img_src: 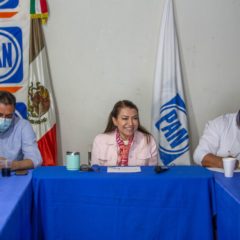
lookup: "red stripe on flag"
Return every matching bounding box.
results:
[40,0,48,13]
[38,124,57,166]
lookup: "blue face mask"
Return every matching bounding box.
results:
[0,117,12,133]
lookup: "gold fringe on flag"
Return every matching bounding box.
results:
[31,13,48,24]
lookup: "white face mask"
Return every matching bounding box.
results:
[0,117,12,133]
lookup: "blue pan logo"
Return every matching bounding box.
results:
[0,27,23,83]
[15,102,27,119]
[155,94,189,165]
[0,0,18,9]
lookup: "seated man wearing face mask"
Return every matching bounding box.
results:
[0,91,42,170]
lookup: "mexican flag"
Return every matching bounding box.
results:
[30,0,48,24]
[28,0,57,166]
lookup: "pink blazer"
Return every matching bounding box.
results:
[91,130,158,166]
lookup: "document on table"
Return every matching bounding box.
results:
[107,166,141,173]
[207,168,240,173]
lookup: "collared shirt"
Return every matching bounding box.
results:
[194,112,240,165]
[0,116,42,168]
[91,130,158,166]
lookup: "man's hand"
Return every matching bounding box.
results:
[202,154,223,168]
[225,154,239,169]
[235,160,239,169]
[0,157,6,169]
[10,159,34,171]
[202,153,239,169]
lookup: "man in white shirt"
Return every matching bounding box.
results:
[194,111,240,168]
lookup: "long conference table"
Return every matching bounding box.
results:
[31,166,216,240]
[213,171,240,240]
[0,171,32,240]
[0,166,239,240]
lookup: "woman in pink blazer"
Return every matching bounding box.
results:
[91,100,158,166]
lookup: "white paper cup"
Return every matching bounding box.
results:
[223,157,236,177]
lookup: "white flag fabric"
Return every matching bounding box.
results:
[152,0,190,165]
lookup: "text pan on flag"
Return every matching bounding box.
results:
[0,1,30,120]
[28,18,57,166]
[152,0,190,165]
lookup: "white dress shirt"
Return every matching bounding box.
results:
[194,112,240,165]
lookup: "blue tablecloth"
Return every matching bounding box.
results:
[213,172,240,240]
[32,166,216,240]
[0,171,32,240]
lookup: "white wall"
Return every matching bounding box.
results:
[43,0,240,165]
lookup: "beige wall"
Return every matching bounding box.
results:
[43,0,240,164]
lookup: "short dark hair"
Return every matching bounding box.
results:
[237,110,240,129]
[104,100,152,142]
[0,91,16,107]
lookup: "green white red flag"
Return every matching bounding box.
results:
[28,2,57,166]
[30,0,48,24]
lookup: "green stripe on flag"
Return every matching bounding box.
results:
[30,0,36,14]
